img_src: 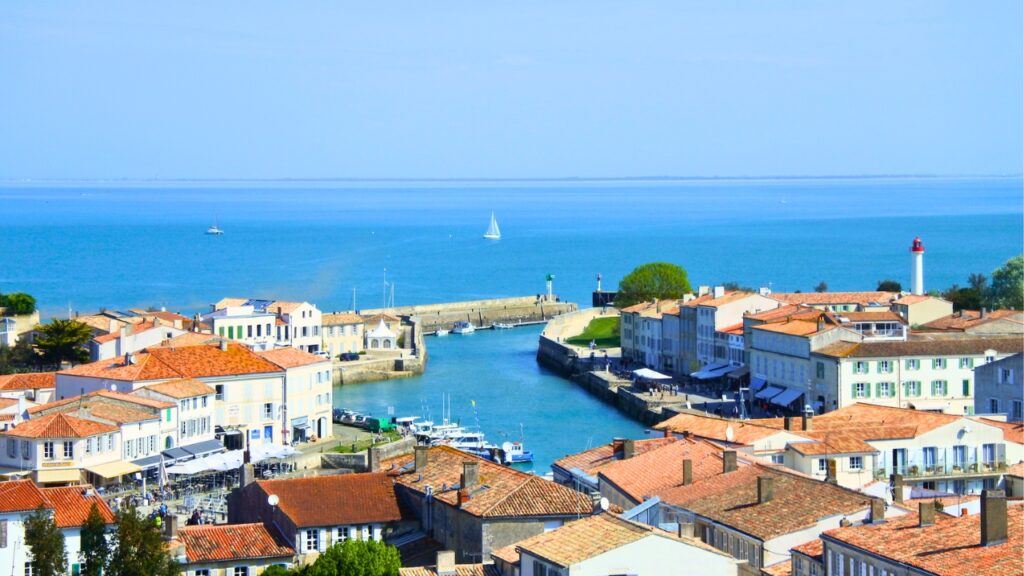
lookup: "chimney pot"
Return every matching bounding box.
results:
[462,461,479,489]
[981,489,1008,546]
[757,476,774,504]
[682,459,693,486]
[219,339,228,352]
[870,498,886,524]
[918,501,936,527]
[457,488,471,506]
[414,446,429,472]
[435,550,456,576]
[623,439,636,460]
[164,514,179,540]
[612,438,625,456]
[802,412,813,431]
[722,451,737,473]
[367,447,381,473]
[663,428,672,439]
[891,474,905,504]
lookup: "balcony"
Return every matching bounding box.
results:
[873,446,1008,480]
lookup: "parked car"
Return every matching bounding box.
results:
[352,415,371,429]
[341,412,362,426]
[333,408,355,424]
[339,352,360,361]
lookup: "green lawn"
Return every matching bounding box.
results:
[331,429,402,453]
[565,316,621,348]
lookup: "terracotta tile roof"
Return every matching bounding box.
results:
[822,504,1022,575]
[791,538,823,560]
[921,310,1023,331]
[0,479,46,513]
[40,486,115,527]
[510,513,730,568]
[754,319,830,337]
[83,403,157,424]
[257,347,330,369]
[148,333,225,349]
[386,446,592,518]
[839,311,905,322]
[92,320,157,344]
[29,389,172,415]
[745,304,808,322]
[137,378,215,399]
[787,436,877,455]
[760,559,792,576]
[0,398,17,409]
[1005,461,1024,477]
[255,472,403,527]
[700,291,760,308]
[552,437,677,476]
[267,300,309,315]
[815,336,1022,359]
[753,404,965,440]
[718,322,744,335]
[214,297,249,309]
[490,543,520,565]
[3,412,117,439]
[678,294,715,309]
[400,565,501,576]
[323,312,365,325]
[179,523,295,563]
[655,413,795,445]
[893,294,939,305]
[0,372,57,391]
[619,299,678,317]
[60,341,282,381]
[598,439,734,502]
[770,292,899,306]
[656,465,871,541]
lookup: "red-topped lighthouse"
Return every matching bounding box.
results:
[910,237,925,295]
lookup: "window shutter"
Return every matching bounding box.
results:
[865,383,872,397]
[851,384,858,399]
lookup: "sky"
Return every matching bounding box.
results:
[0,1,1021,180]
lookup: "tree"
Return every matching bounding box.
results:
[0,292,37,315]
[721,281,755,292]
[814,281,828,293]
[943,284,983,312]
[33,319,92,367]
[968,272,988,293]
[24,504,67,576]
[614,263,692,308]
[876,280,902,292]
[0,339,40,374]
[106,505,179,576]
[988,255,1023,311]
[80,503,110,576]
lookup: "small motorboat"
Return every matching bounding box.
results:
[493,322,514,330]
[205,224,224,235]
[452,321,476,335]
[435,329,450,336]
[501,441,534,464]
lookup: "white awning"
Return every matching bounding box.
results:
[633,368,672,380]
[755,385,784,400]
[770,387,804,407]
[689,363,733,380]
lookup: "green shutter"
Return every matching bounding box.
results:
[962,379,970,397]
[851,384,858,399]
[865,383,871,397]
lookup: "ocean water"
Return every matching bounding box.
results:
[2,177,1021,470]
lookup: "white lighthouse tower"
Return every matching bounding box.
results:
[910,236,925,295]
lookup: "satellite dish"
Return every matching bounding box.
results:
[599,497,610,512]
[110,384,117,392]
[267,494,279,507]
[725,425,735,443]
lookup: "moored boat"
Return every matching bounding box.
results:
[452,321,476,334]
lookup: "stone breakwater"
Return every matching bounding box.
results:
[360,296,577,334]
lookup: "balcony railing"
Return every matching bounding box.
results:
[873,455,1008,480]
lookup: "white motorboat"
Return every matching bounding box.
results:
[445,431,497,458]
[205,224,224,235]
[435,329,450,336]
[493,322,514,329]
[452,321,476,335]
[483,212,501,240]
[500,441,534,464]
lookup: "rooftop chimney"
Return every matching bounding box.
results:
[435,551,457,576]
[801,412,813,431]
[164,514,179,541]
[722,451,737,473]
[783,417,796,431]
[918,501,935,527]
[981,489,1008,546]
[663,428,672,439]
[891,474,905,504]
[682,459,693,486]
[457,488,471,507]
[367,447,381,473]
[623,439,636,460]
[611,437,625,456]
[713,285,725,299]
[462,461,479,489]
[414,445,429,472]
[981,307,988,319]
[757,476,774,504]
[870,498,886,524]
[219,339,228,352]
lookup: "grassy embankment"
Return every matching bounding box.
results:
[331,429,402,453]
[565,316,621,348]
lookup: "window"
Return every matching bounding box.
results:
[854,361,868,374]
[982,443,996,466]
[304,529,320,552]
[71,564,80,576]
[999,368,1015,383]
[247,325,253,338]
[532,561,548,576]
[877,360,892,374]
[106,434,113,451]
[959,358,974,369]
[0,518,7,548]
[905,358,920,370]
[256,324,262,337]
[194,570,210,576]
[218,326,225,337]
[336,527,347,542]
[816,362,825,379]
[876,382,893,398]
[6,438,15,458]
[952,445,966,468]
[1013,400,1022,421]
[215,385,224,401]
[21,440,29,460]
[931,380,948,396]
[232,568,248,576]
[932,358,947,370]
[202,395,208,408]
[43,442,54,460]
[818,459,828,473]
[85,438,92,455]
[25,562,32,576]
[853,383,869,398]
[165,408,172,422]
[263,403,273,419]
[771,454,784,464]
[923,447,937,469]
[849,456,863,470]
[180,400,187,412]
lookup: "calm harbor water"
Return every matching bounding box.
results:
[333,324,647,472]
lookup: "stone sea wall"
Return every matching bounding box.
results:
[360,296,577,334]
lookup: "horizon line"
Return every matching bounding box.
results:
[1,173,1022,185]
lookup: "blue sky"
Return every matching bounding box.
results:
[1,2,1021,179]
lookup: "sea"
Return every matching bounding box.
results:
[1,177,1022,469]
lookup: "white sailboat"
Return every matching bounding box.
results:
[205,217,224,235]
[483,212,501,240]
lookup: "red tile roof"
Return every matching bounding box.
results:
[60,341,282,382]
[92,320,157,344]
[822,504,1022,576]
[656,464,871,541]
[400,565,500,576]
[754,403,995,442]
[791,538,823,560]
[257,347,330,369]
[40,486,115,527]
[598,439,733,503]
[255,472,403,527]
[979,419,1024,445]
[0,372,57,391]
[921,309,1022,331]
[655,413,797,445]
[786,436,878,455]
[0,479,47,513]
[770,292,899,306]
[386,446,592,518]
[552,437,677,476]
[29,389,172,414]
[179,523,295,563]
[323,312,365,325]
[2,412,117,439]
[760,560,792,576]
[137,379,215,399]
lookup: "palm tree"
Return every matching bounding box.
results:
[34,319,93,367]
